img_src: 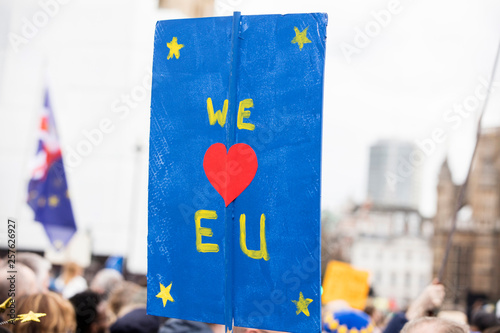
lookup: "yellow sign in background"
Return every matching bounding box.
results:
[322,261,370,310]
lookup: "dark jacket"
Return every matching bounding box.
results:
[110,308,162,333]
[383,312,408,333]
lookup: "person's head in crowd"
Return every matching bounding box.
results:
[69,291,109,333]
[438,311,468,326]
[16,252,51,293]
[322,299,351,325]
[62,262,84,284]
[56,262,88,299]
[364,304,384,328]
[107,281,142,317]
[471,310,500,332]
[0,263,37,301]
[401,317,468,333]
[108,282,159,333]
[323,307,373,333]
[90,269,123,300]
[11,291,76,333]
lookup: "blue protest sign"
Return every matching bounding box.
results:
[148,13,327,332]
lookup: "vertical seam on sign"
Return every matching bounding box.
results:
[225,11,241,333]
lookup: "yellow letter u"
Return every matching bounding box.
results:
[239,214,270,261]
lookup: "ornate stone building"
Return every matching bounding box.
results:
[433,127,500,309]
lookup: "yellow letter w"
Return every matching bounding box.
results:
[239,214,270,261]
[206,98,228,127]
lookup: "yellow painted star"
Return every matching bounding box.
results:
[291,27,312,50]
[291,292,313,316]
[0,297,12,313]
[48,195,59,207]
[17,311,46,323]
[156,282,174,306]
[167,37,184,60]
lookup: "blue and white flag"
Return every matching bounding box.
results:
[27,90,77,249]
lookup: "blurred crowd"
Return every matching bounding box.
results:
[1,252,500,333]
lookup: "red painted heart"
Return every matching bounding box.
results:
[203,143,258,207]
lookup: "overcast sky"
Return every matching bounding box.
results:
[2,0,500,237]
[224,0,500,216]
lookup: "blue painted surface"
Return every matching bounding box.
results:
[148,13,327,332]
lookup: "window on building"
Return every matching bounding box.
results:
[391,272,397,286]
[405,272,411,288]
[419,274,427,290]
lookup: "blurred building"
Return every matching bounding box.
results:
[433,127,500,310]
[322,138,432,309]
[367,140,422,210]
[347,204,433,309]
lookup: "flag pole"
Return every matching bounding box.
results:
[438,39,500,282]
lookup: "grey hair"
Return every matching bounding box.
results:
[90,268,123,299]
[16,252,51,290]
[402,317,469,333]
